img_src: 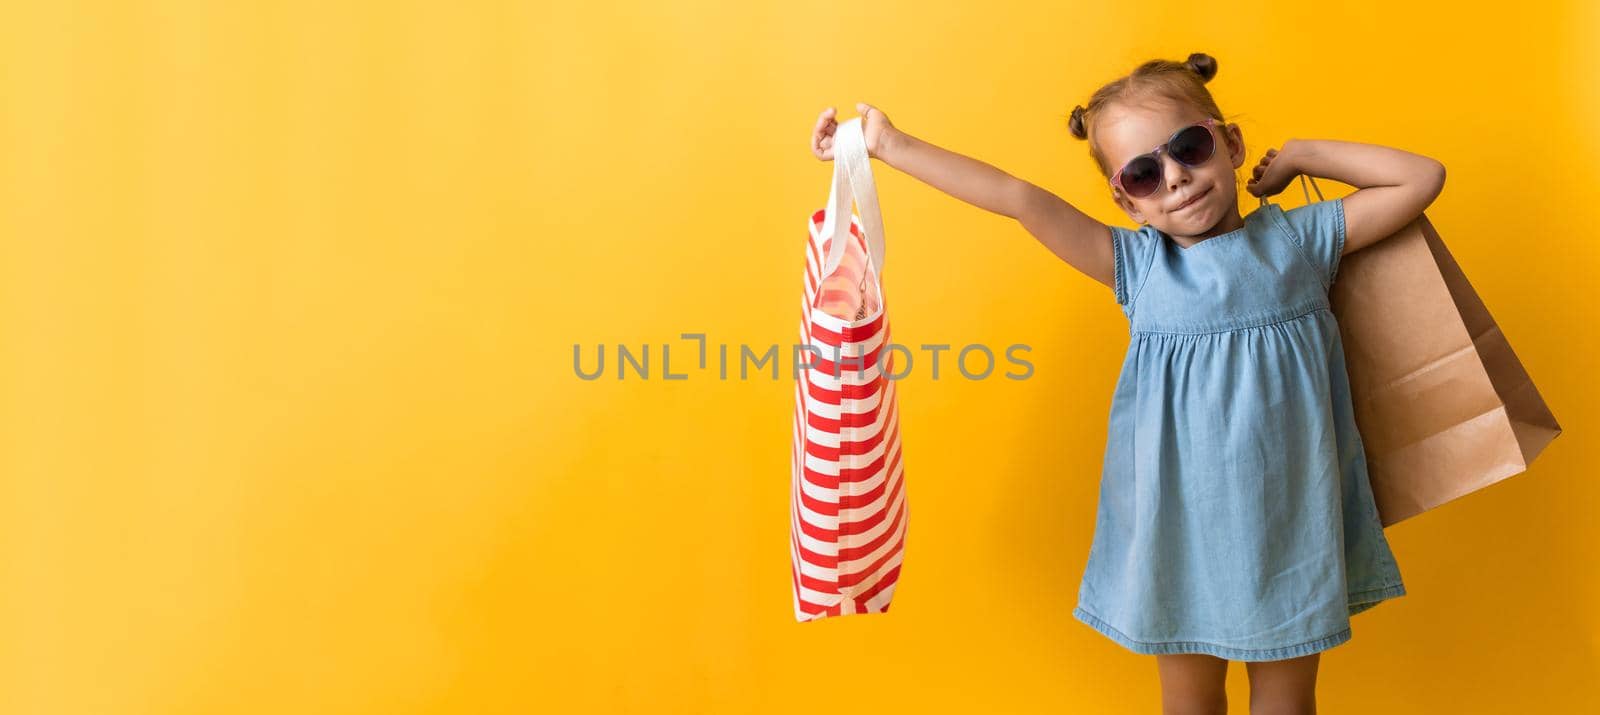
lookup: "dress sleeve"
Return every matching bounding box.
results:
[1280,197,1347,287]
[1109,223,1158,307]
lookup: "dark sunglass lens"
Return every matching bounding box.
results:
[1170,124,1216,166]
[1122,156,1162,197]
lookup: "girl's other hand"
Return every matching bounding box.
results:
[1246,146,1297,198]
[812,103,896,162]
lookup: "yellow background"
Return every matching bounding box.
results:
[2,1,1595,712]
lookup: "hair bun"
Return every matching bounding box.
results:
[1068,105,1088,140]
[1185,52,1218,83]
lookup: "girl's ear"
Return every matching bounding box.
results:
[1225,123,1247,169]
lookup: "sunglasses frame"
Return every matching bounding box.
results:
[1109,117,1225,199]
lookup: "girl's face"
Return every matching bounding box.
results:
[1099,100,1247,240]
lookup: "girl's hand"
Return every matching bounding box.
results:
[1245,146,1298,198]
[811,102,896,162]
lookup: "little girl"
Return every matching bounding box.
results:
[810,52,1445,714]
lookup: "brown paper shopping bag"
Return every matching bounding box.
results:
[1298,176,1563,526]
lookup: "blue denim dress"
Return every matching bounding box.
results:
[1072,197,1407,662]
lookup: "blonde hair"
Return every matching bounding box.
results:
[1067,52,1238,180]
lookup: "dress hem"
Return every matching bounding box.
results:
[1071,582,1408,663]
[1347,581,1408,615]
[1072,607,1348,661]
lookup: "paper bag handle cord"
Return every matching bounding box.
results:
[1259,170,1327,207]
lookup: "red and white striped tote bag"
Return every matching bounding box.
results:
[790,117,909,621]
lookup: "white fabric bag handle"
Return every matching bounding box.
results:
[817,117,888,283]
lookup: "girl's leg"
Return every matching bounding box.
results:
[1155,653,1229,715]
[1244,651,1320,715]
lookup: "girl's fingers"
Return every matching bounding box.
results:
[813,109,835,138]
[812,122,836,152]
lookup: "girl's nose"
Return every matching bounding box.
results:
[1162,153,1193,193]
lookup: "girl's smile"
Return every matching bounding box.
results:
[1174,185,1211,212]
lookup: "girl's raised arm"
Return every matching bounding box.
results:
[881,129,1115,291]
[812,106,1114,291]
[1251,139,1446,254]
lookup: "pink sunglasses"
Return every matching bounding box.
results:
[1108,118,1224,199]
